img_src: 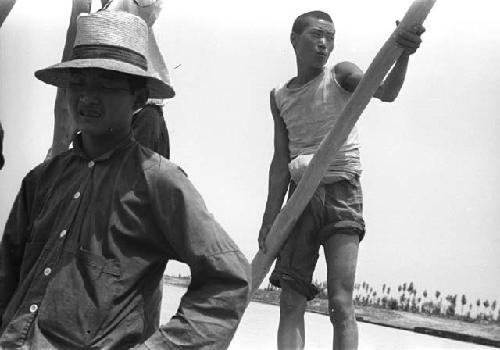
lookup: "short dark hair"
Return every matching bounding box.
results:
[291,11,333,34]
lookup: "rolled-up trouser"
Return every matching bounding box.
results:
[270,173,365,300]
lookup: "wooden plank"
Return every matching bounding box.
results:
[0,0,16,28]
[251,0,437,293]
[51,0,93,158]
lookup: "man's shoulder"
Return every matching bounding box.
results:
[333,61,363,91]
[274,65,337,92]
[333,61,360,75]
[272,74,296,96]
[18,150,74,195]
[139,147,188,184]
[30,149,73,178]
[271,77,294,111]
[274,79,289,91]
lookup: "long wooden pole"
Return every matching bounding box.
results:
[0,0,16,28]
[50,0,92,158]
[251,0,436,293]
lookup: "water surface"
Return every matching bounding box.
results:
[161,285,494,349]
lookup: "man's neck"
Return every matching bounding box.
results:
[80,128,130,159]
[290,65,324,88]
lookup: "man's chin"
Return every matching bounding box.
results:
[77,125,107,137]
[316,59,328,68]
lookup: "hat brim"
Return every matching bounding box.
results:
[35,58,175,99]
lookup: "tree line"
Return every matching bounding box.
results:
[264,280,499,323]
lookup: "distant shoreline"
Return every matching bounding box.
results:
[251,289,500,348]
[163,280,500,348]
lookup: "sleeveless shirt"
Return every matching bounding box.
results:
[273,65,362,183]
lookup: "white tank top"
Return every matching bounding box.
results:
[273,65,362,183]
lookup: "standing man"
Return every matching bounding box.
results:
[258,11,424,350]
[0,11,249,349]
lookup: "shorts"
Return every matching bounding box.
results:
[269,173,365,300]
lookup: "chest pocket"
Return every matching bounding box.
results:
[37,248,121,347]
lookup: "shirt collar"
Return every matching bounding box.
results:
[72,131,135,162]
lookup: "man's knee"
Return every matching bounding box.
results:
[280,283,307,317]
[328,292,355,326]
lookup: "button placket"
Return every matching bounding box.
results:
[17,169,94,336]
[29,304,38,313]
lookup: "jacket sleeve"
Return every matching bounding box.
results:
[0,171,38,329]
[143,161,251,349]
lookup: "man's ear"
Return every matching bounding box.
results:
[290,32,297,49]
[133,87,149,110]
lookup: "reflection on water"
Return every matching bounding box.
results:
[161,285,493,350]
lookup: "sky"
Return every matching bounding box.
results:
[1,0,499,304]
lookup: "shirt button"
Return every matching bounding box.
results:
[44,267,52,276]
[73,191,81,199]
[88,161,95,168]
[60,229,67,238]
[29,304,38,313]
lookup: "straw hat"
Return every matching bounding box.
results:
[35,10,174,99]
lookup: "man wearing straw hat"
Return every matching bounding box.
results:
[0,10,250,350]
[50,0,172,160]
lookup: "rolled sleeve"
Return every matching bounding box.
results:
[144,161,251,349]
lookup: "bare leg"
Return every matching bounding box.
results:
[324,233,359,350]
[277,280,307,350]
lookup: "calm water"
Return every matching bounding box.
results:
[161,285,494,350]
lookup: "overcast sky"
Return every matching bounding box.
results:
[1,0,499,303]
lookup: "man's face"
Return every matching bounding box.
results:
[292,17,335,69]
[67,68,139,137]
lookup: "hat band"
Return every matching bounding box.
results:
[71,44,147,71]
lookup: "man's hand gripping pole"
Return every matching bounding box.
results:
[250,0,436,294]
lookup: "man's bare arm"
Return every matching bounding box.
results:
[335,23,424,103]
[258,90,291,252]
